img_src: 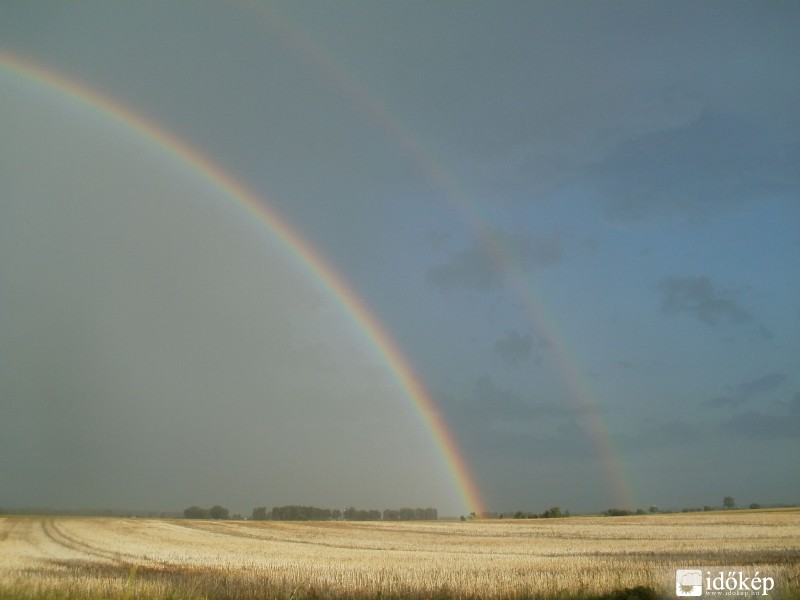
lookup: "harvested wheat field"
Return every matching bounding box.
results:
[1,509,799,600]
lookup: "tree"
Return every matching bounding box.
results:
[184,506,210,519]
[723,496,735,509]
[209,505,229,520]
[604,508,633,517]
[252,507,269,521]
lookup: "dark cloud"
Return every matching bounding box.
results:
[614,361,637,370]
[426,230,562,292]
[707,381,799,441]
[425,245,501,292]
[423,229,451,250]
[619,419,703,451]
[724,411,800,440]
[452,377,604,463]
[738,372,787,396]
[790,393,800,415]
[587,111,800,221]
[465,375,586,422]
[705,372,786,408]
[494,330,533,365]
[658,276,752,326]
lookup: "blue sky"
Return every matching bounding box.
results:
[1,1,798,516]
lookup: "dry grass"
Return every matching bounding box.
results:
[1,509,799,599]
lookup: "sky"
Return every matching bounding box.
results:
[1,1,798,517]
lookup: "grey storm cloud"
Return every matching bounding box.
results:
[464,375,575,421]
[425,244,501,292]
[619,419,703,451]
[586,111,800,221]
[658,276,752,326]
[706,376,797,439]
[724,411,800,440]
[426,230,562,292]
[494,331,533,365]
[790,393,800,415]
[705,372,787,408]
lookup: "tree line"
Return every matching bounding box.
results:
[183,505,438,521]
[254,505,438,521]
[183,505,231,520]
[183,497,764,521]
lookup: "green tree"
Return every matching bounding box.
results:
[183,506,210,519]
[209,505,229,520]
[723,496,735,509]
[604,508,633,517]
[251,507,269,521]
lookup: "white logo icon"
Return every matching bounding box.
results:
[676,569,703,596]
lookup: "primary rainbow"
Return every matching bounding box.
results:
[0,49,486,517]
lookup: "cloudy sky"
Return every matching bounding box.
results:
[1,2,798,517]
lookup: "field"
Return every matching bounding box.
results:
[1,509,799,599]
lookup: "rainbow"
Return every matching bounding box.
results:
[253,8,639,510]
[0,49,486,517]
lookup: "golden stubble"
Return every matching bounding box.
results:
[1,509,799,599]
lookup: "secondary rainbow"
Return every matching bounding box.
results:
[254,10,639,510]
[0,49,486,517]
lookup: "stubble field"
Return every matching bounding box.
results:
[1,509,798,599]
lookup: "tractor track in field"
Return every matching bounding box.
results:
[39,518,135,565]
[0,518,21,543]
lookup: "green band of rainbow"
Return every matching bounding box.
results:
[0,49,486,517]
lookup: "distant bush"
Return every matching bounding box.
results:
[183,506,211,519]
[251,506,269,521]
[603,508,634,517]
[343,506,381,521]
[272,505,332,521]
[541,506,564,518]
[209,505,229,520]
[264,505,438,521]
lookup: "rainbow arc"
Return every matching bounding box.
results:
[0,49,486,517]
